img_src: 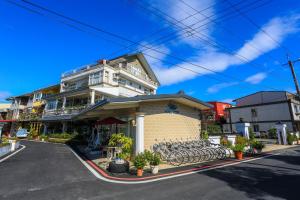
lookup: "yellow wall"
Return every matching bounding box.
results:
[139,101,201,150]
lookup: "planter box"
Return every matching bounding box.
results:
[8,140,20,152]
[0,144,11,157]
[208,136,221,145]
[225,135,236,146]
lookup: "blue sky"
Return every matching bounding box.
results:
[1,0,300,103]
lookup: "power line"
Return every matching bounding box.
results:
[9,0,281,91]
[133,0,287,85]
[178,0,284,67]
[224,0,296,56]
[109,0,266,58]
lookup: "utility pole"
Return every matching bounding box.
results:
[285,56,300,97]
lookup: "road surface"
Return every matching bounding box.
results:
[0,140,299,200]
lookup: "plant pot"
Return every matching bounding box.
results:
[234,151,243,160]
[137,168,143,177]
[254,148,262,154]
[151,165,159,174]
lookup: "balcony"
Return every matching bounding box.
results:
[43,105,88,117]
[18,112,42,121]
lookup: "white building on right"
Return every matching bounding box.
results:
[226,91,300,133]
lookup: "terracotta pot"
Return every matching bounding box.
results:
[137,168,143,177]
[234,151,243,160]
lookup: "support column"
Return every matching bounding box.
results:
[275,122,287,145]
[62,122,67,133]
[62,96,67,109]
[135,113,145,155]
[0,123,4,143]
[43,123,48,135]
[90,90,95,105]
[235,122,250,139]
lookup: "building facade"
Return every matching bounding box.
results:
[226,91,300,133]
[207,101,232,121]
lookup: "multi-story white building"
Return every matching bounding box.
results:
[225,91,300,133]
[42,53,160,132]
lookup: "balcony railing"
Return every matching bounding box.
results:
[18,112,42,121]
[43,105,88,116]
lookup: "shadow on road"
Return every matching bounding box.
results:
[201,149,300,200]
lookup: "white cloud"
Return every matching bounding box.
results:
[245,72,267,84]
[207,82,238,93]
[236,14,300,61]
[143,2,300,86]
[0,91,11,102]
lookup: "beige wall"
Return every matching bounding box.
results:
[139,101,201,150]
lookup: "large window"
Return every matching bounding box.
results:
[89,71,102,85]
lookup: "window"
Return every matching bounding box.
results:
[104,71,109,82]
[89,72,101,85]
[118,78,126,85]
[34,93,42,101]
[47,100,57,110]
[294,105,299,113]
[253,124,259,132]
[251,108,257,117]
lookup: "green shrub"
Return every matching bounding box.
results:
[149,153,161,166]
[220,137,232,148]
[268,128,277,139]
[201,130,209,140]
[108,133,133,160]
[286,133,295,145]
[40,135,49,141]
[249,128,255,141]
[48,133,75,139]
[235,135,248,146]
[143,150,153,162]
[47,138,69,144]
[29,129,39,138]
[250,140,265,149]
[231,144,245,152]
[207,124,222,135]
[133,153,147,169]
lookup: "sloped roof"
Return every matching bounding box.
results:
[75,93,212,119]
[109,52,160,85]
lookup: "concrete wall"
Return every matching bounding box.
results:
[230,102,291,123]
[139,101,201,150]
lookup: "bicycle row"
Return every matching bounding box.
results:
[152,139,231,166]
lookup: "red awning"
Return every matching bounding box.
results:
[96,117,126,125]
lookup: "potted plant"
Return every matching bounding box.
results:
[231,144,245,160]
[133,153,146,177]
[149,153,161,174]
[251,140,265,154]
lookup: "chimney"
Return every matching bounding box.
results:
[97,59,107,65]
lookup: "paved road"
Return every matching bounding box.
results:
[0,141,300,200]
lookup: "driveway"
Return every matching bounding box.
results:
[0,140,299,200]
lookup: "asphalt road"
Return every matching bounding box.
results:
[0,141,300,200]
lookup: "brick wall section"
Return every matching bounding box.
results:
[139,101,201,150]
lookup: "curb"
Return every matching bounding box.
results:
[0,145,26,163]
[68,146,282,184]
